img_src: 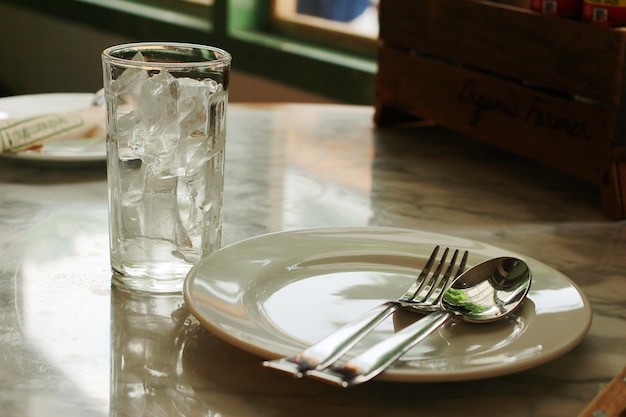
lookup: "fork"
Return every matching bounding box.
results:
[262,246,468,377]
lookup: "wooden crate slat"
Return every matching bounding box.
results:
[376,45,614,183]
[379,0,626,105]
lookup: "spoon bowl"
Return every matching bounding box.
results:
[442,256,532,323]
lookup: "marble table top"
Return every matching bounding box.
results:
[0,103,623,417]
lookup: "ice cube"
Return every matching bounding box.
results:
[139,175,192,248]
[177,78,213,139]
[175,135,206,172]
[207,88,227,148]
[147,135,185,179]
[138,71,179,125]
[128,72,184,162]
[178,95,207,139]
[110,52,149,96]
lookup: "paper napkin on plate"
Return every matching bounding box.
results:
[0,106,105,154]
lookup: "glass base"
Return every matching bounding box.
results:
[111,269,186,294]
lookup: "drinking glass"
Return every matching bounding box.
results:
[102,42,231,293]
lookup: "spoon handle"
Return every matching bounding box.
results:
[307,310,452,387]
[263,301,401,376]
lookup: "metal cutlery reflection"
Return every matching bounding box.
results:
[307,256,532,387]
[263,246,468,377]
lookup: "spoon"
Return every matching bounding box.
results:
[307,256,532,387]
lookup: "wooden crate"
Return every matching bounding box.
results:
[375,0,626,219]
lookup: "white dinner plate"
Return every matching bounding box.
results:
[183,227,592,382]
[0,93,105,165]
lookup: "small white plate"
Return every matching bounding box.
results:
[183,227,592,382]
[0,93,105,166]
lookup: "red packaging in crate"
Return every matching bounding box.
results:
[583,0,626,26]
[531,0,582,15]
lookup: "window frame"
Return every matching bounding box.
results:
[2,0,377,104]
[269,0,378,57]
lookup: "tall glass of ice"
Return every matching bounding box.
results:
[102,42,231,293]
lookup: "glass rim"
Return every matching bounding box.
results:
[102,42,231,69]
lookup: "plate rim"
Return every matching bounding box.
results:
[183,226,593,382]
[0,92,105,164]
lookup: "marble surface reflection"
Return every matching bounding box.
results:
[0,104,624,417]
[110,288,200,416]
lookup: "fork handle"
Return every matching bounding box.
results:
[263,301,401,376]
[308,310,452,387]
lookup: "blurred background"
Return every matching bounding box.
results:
[0,0,380,103]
